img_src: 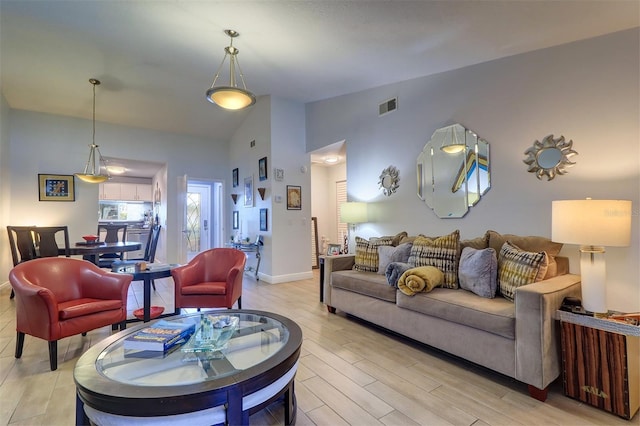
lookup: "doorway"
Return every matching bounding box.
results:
[186,180,224,261]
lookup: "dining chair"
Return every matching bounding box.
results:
[171,248,246,310]
[7,226,38,299]
[111,225,161,290]
[95,223,128,268]
[6,225,70,299]
[9,257,133,371]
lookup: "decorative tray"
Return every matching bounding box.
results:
[181,315,239,354]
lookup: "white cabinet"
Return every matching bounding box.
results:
[100,183,122,200]
[99,183,153,201]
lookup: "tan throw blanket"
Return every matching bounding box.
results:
[397,266,444,296]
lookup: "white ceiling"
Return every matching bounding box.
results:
[1,0,638,146]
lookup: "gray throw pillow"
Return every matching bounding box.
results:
[377,243,413,275]
[458,247,498,298]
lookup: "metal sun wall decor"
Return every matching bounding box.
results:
[523,134,578,181]
[378,165,400,196]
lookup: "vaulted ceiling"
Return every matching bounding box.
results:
[1,1,638,142]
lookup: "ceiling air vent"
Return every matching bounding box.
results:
[379,97,397,116]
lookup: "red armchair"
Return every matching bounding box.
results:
[171,248,246,310]
[9,257,133,371]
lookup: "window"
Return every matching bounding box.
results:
[336,180,347,244]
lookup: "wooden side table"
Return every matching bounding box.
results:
[558,310,639,419]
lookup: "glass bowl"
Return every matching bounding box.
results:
[181,315,239,354]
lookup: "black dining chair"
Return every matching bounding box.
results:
[7,226,37,299]
[111,225,161,290]
[7,225,70,299]
[94,224,128,268]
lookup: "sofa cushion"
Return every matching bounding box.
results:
[384,231,408,246]
[332,270,396,303]
[487,230,562,279]
[354,236,395,272]
[407,230,460,289]
[498,241,548,302]
[396,288,516,339]
[377,243,413,275]
[459,247,498,298]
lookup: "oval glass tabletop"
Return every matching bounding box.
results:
[95,312,290,387]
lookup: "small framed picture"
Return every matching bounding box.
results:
[258,157,268,181]
[232,168,239,187]
[274,168,284,181]
[244,175,254,207]
[232,211,239,230]
[38,174,75,202]
[260,208,268,231]
[286,185,301,210]
[327,244,341,256]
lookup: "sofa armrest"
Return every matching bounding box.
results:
[322,255,355,307]
[514,273,581,390]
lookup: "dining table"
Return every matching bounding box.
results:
[62,241,142,265]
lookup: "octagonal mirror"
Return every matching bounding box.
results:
[417,123,490,218]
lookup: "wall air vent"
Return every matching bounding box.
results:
[379,97,397,116]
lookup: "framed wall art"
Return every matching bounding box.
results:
[38,174,75,202]
[286,185,301,210]
[260,208,268,231]
[258,157,268,181]
[232,210,239,230]
[244,175,254,207]
[232,168,239,187]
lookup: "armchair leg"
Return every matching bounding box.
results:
[48,341,58,371]
[15,331,25,358]
[119,321,127,331]
[237,296,242,309]
[81,332,87,336]
[527,385,548,402]
[151,279,156,291]
[10,289,15,299]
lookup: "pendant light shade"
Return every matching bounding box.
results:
[206,29,256,110]
[441,126,466,154]
[75,79,110,183]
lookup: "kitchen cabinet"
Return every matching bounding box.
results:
[99,183,153,201]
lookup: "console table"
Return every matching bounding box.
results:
[227,241,262,280]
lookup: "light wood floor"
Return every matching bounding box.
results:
[0,271,636,425]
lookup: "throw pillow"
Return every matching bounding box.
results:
[458,247,498,298]
[377,243,413,275]
[407,230,460,289]
[354,236,394,272]
[487,230,562,279]
[498,241,548,302]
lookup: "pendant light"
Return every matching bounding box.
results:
[441,125,466,154]
[205,29,256,110]
[75,79,110,183]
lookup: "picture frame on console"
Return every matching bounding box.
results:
[327,244,341,256]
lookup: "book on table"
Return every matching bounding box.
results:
[124,320,197,352]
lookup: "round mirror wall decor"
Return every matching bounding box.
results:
[379,166,400,196]
[523,134,578,181]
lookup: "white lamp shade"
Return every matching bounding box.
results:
[340,202,368,224]
[552,199,632,247]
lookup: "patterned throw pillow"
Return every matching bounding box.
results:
[498,241,548,302]
[354,236,394,272]
[407,230,460,289]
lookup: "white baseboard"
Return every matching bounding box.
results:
[257,271,313,284]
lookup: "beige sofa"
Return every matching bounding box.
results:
[322,230,581,401]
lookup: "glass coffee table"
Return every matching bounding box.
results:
[74,310,302,425]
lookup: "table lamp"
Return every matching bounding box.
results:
[340,202,368,253]
[552,199,632,315]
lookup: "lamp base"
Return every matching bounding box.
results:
[579,246,607,315]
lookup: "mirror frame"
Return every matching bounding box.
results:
[379,165,400,196]
[523,134,577,181]
[417,123,490,218]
